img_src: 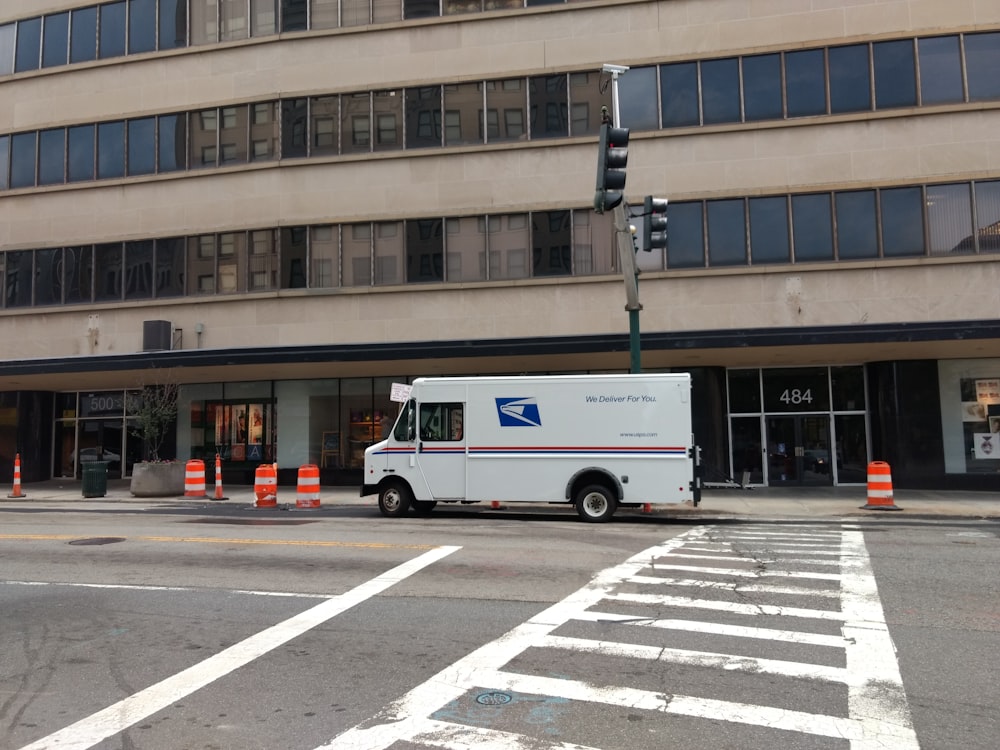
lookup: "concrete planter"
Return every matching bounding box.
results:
[130,461,185,497]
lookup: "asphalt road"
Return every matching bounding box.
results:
[0,504,997,750]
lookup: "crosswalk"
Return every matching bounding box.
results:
[320,524,920,750]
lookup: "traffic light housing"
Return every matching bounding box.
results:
[642,196,669,251]
[594,123,629,213]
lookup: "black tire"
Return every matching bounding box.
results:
[412,500,437,515]
[378,481,412,518]
[574,484,617,523]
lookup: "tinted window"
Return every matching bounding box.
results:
[748,196,789,264]
[98,121,126,179]
[660,62,699,127]
[973,180,1000,253]
[0,24,14,76]
[701,58,741,124]
[10,132,37,188]
[528,76,568,139]
[5,251,33,308]
[617,66,659,130]
[124,240,154,300]
[95,243,123,301]
[743,54,782,121]
[282,0,308,30]
[155,238,186,297]
[829,44,870,113]
[728,369,762,413]
[158,113,186,172]
[159,0,188,49]
[926,183,973,254]
[38,128,66,185]
[873,39,916,109]
[68,125,96,181]
[42,12,69,68]
[99,2,127,59]
[129,0,157,53]
[0,135,8,190]
[404,0,439,19]
[666,202,704,268]
[128,118,156,175]
[14,17,41,72]
[530,211,571,277]
[965,32,1000,101]
[405,86,442,148]
[785,49,826,117]
[35,248,62,306]
[282,99,308,159]
[918,36,963,105]
[791,194,834,262]
[880,187,925,256]
[70,7,98,62]
[65,246,94,303]
[707,199,746,266]
[835,190,878,259]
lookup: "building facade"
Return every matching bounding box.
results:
[1,0,999,490]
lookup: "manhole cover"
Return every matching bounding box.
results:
[68,537,126,546]
[475,692,512,706]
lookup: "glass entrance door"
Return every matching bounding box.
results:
[765,415,832,486]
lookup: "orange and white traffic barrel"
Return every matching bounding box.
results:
[295,464,321,509]
[253,463,277,508]
[184,459,207,498]
[861,461,902,511]
[8,453,25,498]
[212,453,228,501]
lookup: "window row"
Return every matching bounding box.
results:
[0,74,609,189]
[0,0,575,75]
[0,210,614,308]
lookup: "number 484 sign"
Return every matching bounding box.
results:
[763,371,830,412]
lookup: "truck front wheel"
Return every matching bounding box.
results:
[575,484,617,523]
[378,481,412,518]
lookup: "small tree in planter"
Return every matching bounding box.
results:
[127,377,183,496]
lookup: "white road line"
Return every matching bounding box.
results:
[409,718,603,750]
[668,552,842,566]
[16,545,461,750]
[606,592,846,620]
[1,580,338,599]
[627,575,840,597]
[649,563,842,580]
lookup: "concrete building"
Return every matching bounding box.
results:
[1,0,998,490]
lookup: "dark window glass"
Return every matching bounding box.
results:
[282,0,308,30]
[158,113,186,172]
[37,128,66,185]
[403,0,439,20]
[785,49,826,117]
[406,219,444,281]
[64,245,94,303]
[791,193,834,262]
[99,2,127,59]
[5,251,33,308]
[35,248,62,306]
[124,240,154,300]
[701,58,741,124]
[70,7,98,63]
[918,36,963,105]
[617,66,659,130]
[129,0,157,53]
[880,187,925,257]
[743,53,782,121]
[660,62,699,127]
[95,243,123,301]
[280,227,308,288]
[974,180,1000,253]
[873,39,916,109]
[14,17,41,72]
[0,135,9,190]
[282,99,309,158]
[965,32,1000,101]
[155,238,185,297]
[528,75,568,139]
[835,190,878,259]
[927,183,973,254]
[98,121,126,179]
[748,196,789,264]
[405,87,442,148]
[727,369,761,413]
[10,132,37,189]
[68,125,96,182]
[829,44,870,113]
[665,201,704,268]
[531,211,571,277]
[159,0,188,49]
[0,24,14,76]
[42,12,69,68]
[831,365,865,411]
[707,199,746,266]
[128,117,156,175]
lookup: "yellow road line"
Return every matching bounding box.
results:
[0,534,435,550]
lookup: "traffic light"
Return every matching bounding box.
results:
[593,123,630,213]
[641,196,669,251]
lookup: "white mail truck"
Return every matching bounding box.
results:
[362,373,700,522]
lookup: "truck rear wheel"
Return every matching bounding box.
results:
[378,481,412,518]
[575,484,617,523]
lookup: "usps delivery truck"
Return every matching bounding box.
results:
[362,373,700,522]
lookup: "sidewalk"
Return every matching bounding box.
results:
[2,479,998,519]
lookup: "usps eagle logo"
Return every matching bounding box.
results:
[495,397,542,427]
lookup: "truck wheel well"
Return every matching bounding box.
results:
[567,469,621,503]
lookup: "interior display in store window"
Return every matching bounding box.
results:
[348,409,385,468]
[960,377,1000,468]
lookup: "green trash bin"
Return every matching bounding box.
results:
[82,461,108,498]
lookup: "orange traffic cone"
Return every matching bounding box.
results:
[860,461,902,510]
[212,453,228,501]
[8,453,25,498]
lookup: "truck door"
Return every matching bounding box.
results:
[416,401,466,500]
